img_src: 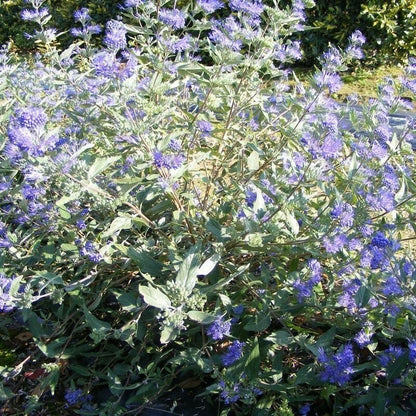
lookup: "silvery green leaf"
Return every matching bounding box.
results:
[88,156,121,180]
[187,311,216,324]
[247,150,260,171]
[160,326,180,344]
[196,253,221,276]
[101,216,132,238]
[175,247,201,292]
[139,285,171,310]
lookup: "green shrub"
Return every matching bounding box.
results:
[361,0,416,65]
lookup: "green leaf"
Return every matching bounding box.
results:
[88,156,121,180]
[0,384,15,401]
[187,311,216,324]
[83,307,112,332]
[175,246,201,292]
[197,253,221,276]
[37,339,66,358]
[387,353,409,380]
[27,311,45,339]
[125,246,165,277]
[61,243,78,252]
[101,216,132,238]
[374,389,385,416]
[116,292,140,312]
[244,337,261,379]
[40,366,60,395]
[201,264,250,294]
[285,210,299,236]
[219,293,232,307]
[160,326,180,344]
[71,364,91,377]
[35,271,64,286]
[56,191,82,208]
[247,150,260,171]
[244,311,271,332]
[139,285,171,310]
[264,330,293,347]
[355,285,371,308]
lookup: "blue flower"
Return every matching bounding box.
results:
[197,0,224,13]
[21,7,49,21]
[218,379,240,404]
[0,274,17,313]
[229,0,264,18]
[299,403,311,416]
[408,339,416,363]
[73,8,91,23]
[318,344,354,386]
[331,202,355,228]
[92,50,137,80]
[80,241,103,263]
[382,276,403,296]
[354,329,373,348]
[153,149,185,170]
[222,341,245,366]
[15,107,48,130]
[159,8,186,29]
[197,120,214,137]
[379,345,404,367]
[206,316,231,340]
[64,388,93,408]
[209,17,244,51]
[103,20,127,50]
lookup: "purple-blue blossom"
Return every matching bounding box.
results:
[314,71,342,93]
[159,8,186,29]
[382,276,403,296]
[218,380,240,404]
[0,274,17,313]
[21,7,49,21]
[153,149,185,170]
[206,315,231,340]
[64,388,93,407]
[103,20,127,50]
[379,345,404,367]
[197,120,214,137]
[80,241,103,263]
[408,339,416,363]
[222,340,245,366]
[209,17,244,51]
[14,107,48,129]
[318,344,354,385]
[229,0,264,18]
[92,50,137,80]
[73,7,91,23]
[354,328,373,348]
[323,233,348,254]
[124,0,144,7]
[331,202,355,228]
[198,0,224,13]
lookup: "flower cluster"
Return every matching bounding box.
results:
[318,344,355,386]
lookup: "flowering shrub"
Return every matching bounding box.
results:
[1,0,416,415]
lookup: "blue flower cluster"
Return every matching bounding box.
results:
[318,344,354,386]
[206,315,231,340]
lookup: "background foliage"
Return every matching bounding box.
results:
[2,0,416,65]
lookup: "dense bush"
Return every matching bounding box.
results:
[1,0,416,415]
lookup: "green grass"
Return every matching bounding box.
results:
[292,64,409,104]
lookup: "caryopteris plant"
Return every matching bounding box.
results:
[1,0,416,415]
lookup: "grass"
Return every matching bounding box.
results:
[292,64,409,104]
